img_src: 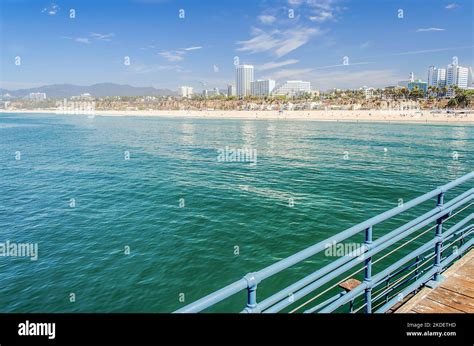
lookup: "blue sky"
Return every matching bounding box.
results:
[1,0,473,91]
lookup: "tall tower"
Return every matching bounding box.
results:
[236,65,254,97]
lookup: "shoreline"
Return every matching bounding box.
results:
[1,109,473,124]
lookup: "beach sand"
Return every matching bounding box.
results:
[1,109,473,124]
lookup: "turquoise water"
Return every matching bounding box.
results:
[0,113,472,312]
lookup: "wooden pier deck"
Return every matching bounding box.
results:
[395,249,474,313]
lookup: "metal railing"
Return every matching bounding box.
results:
[175,172,474,313]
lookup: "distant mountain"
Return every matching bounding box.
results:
[1,83,177,98]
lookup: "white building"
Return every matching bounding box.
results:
[272,80,311,97]
[250,79,275,97]
[227,84,236,97]
[447,64,469,89]
[28,92,46,100]
[236,65,254,97]
[179,86,193,98]
[362,86,374,99]
[427,66,446,88]
[446,64,469,96]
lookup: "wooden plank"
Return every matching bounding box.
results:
[412,298,465,313]
[440,276,474,298]
[442,250,474,276]
[338,278,361,292]
[426,287,474,313]
[453,267,474,283]
[395,288,432,313]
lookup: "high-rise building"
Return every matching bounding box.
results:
[250,79,275,97]
[179,86,193,98]
[427,66,446,88]
[446,64,469,89]
[236,65,254,97]
[272,80,311,97]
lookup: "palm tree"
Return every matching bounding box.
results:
[440,86,448,98]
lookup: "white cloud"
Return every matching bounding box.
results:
[309,11,333,23]
[159,51,185,62]
[236,27,321,57]
[256,59,299,71]
[359,41,373,49]
[183,46,203,51]
[90,33,114,41]
[445,3,458,9]
[75,38,90,44]
[42,3,59,15]
[293,0,342,23]
[258,15,276,24]
[416,28,445,32]
[130,64,183,73]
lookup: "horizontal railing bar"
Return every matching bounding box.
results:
[375,239,474,313]
[175,172,474,313]
[304,292,346,314]
[258,200,472,313]
[174,279,247,313]
[319,215,473,313]
[375,189,473,245]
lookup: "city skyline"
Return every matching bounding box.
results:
[1,0,473,91]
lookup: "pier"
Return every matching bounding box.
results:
[175,172,473,313]
[394,248,474,313]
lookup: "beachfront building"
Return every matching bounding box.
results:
[362,86,374,99]
[227,84,236,97]
[446,64,469,89]
[427,66,447,88]
[236,65,254,97]
[250,79,275,97]
[179,86,193,98]
[272,80,311,97]
[407,80,428,94]
[28,92,47,100]
[446,64,469,96]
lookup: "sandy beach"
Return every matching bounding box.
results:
[1,109,473,124]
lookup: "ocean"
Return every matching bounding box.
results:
[0,113,472,312]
